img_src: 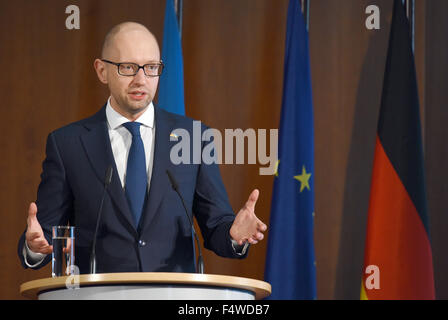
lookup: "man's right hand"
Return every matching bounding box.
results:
[25,202,53,254]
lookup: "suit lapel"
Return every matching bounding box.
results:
[80,107,137,236]
[139,106,176,233]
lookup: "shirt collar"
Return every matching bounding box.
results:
[105,97,155,130]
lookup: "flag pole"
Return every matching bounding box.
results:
[301,0,310,31]
[404,0,415,53]
[174,0,183,40]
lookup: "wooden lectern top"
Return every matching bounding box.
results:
[20,272,271,300]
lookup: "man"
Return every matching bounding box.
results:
[18,22,266,274]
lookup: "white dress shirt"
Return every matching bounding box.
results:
[106,98,155,188]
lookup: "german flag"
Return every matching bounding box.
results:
[361,0,435,300]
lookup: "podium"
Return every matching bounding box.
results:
[20,273,271,300]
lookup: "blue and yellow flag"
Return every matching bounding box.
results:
[264,0,317,300]
[158,0,185,115]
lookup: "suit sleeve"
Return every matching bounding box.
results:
[17,132,74,269]
[192,125,249,259]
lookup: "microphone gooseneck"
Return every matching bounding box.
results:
[166,169,205,274]
[90,165,113,274]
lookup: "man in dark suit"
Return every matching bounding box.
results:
[18,22,266,274]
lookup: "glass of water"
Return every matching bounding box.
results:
[51,226,75,277]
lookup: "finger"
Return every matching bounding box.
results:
[34,239,50,249]
[27,203,41,231]
[27,202,38,221]
[66,238,72,250]
[257,220,267,232]
[238,236,250,246]
[34,238,48,246]
[248,237,258,245]
[26,236,47,251]
[255,232,264,241]
[63,239,72,253]
[40,245,53,255]
[29,240,52,254]
[245,189,259,211]
[26,232,42,241]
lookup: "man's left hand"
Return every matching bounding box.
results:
[230,189,267,246]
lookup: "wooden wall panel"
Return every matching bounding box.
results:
[182,0,287,284]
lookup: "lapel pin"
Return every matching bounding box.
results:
[170,132,179,141]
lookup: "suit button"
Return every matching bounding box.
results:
[138,240,146,247]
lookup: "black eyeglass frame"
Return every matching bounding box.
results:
[101,59,164,77]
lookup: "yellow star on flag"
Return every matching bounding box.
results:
[274,160,280,177]
[294,165,312,192]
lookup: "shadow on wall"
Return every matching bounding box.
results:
[334,15,391,299]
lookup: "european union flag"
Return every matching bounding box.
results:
[158,0,185,115]
[264,0,317,300]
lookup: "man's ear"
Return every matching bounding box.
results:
[93,59,108,84]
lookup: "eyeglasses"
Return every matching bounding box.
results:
[101,59,164,77]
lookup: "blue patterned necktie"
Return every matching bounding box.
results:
[123,122,147,227]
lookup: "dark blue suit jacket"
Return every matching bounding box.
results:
[18,105,246,274]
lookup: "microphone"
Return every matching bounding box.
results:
[166,169,204,274]
[90,165,113,274]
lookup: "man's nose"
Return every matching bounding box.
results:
[132,68,146,84]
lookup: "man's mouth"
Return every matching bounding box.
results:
[129,91,147,100]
